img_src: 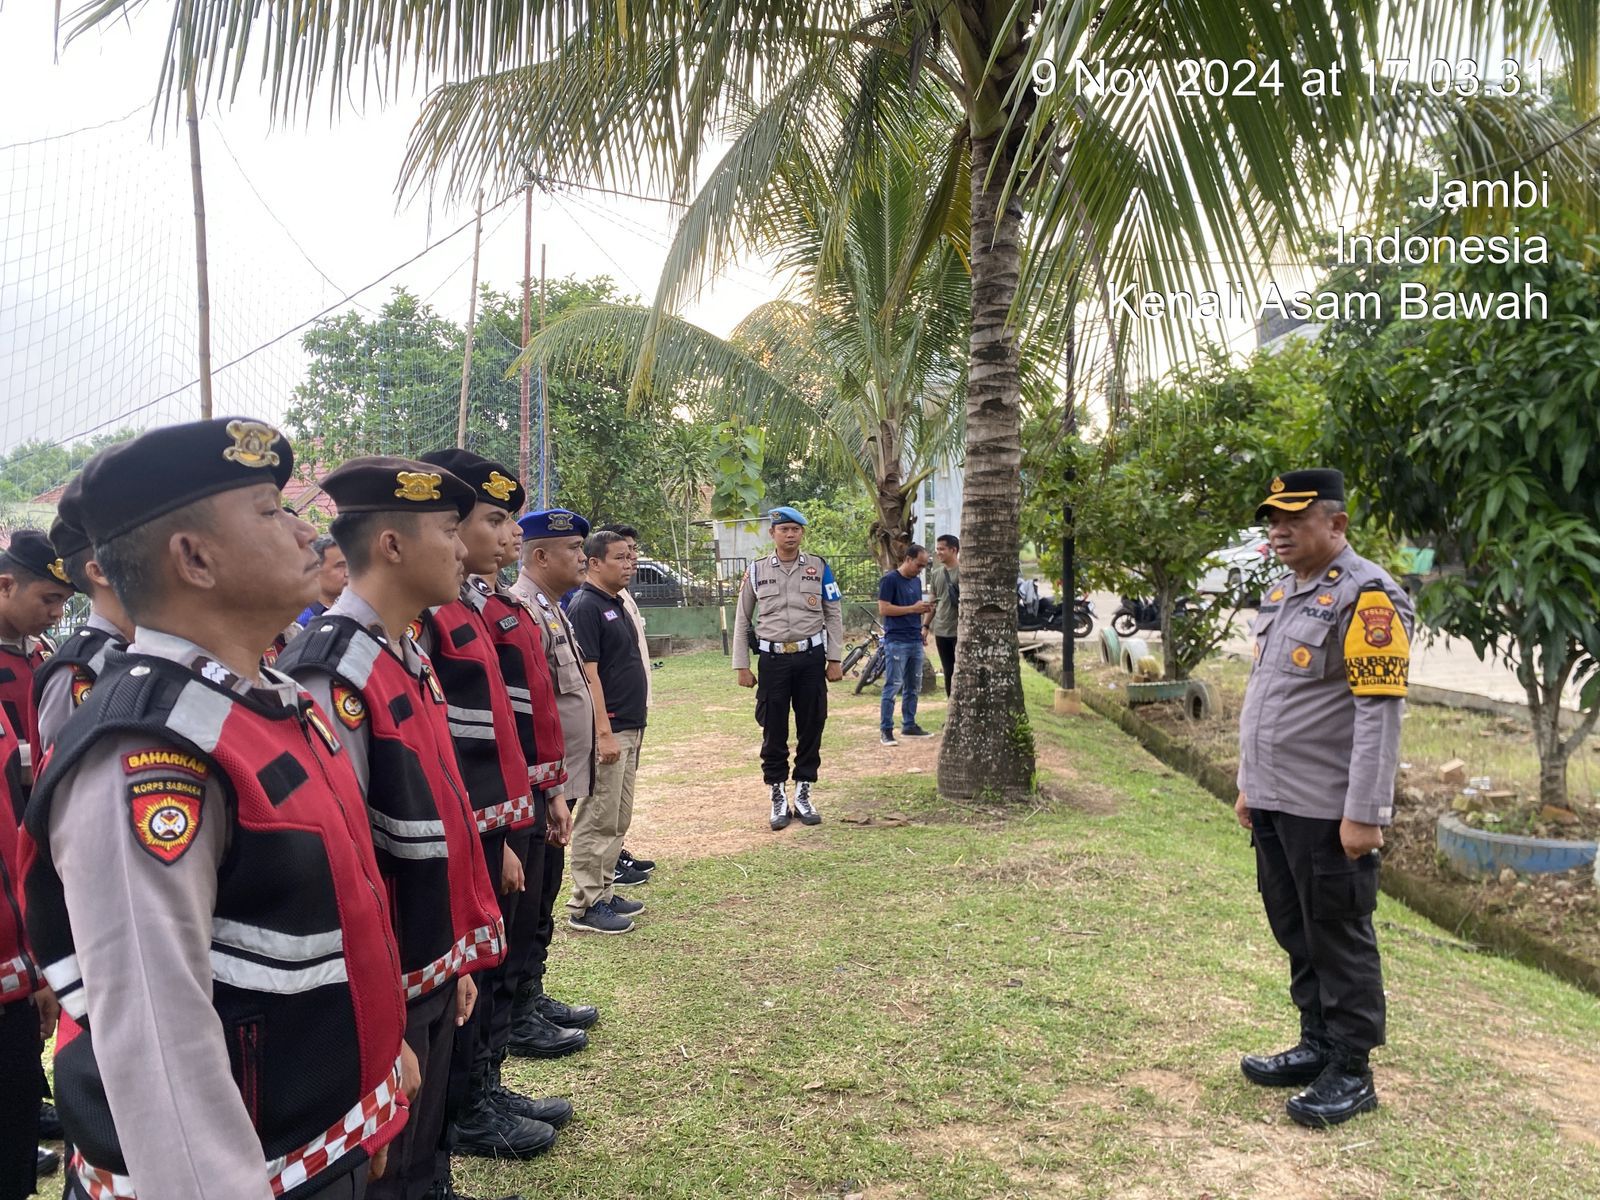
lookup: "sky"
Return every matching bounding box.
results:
[0,3,781,456]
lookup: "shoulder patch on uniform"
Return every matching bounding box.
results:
[1345,587,1410,698]
[122,748,210,780]
[498,614,520,632]
[1268,586,1285,603]
[405,617,424,642]
[70,666,95,707]
[330,682,367,730]
[128,777,204,865]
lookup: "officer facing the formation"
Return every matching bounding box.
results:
[23,418,411,1199]
[1234,468,1414,1129]
[0,528,75,783]
[32,475,135,759]
[731,506,844,831]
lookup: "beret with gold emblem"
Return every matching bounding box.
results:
[75,417,295,544]
[320,455,475,518]
[1254,468,1345,521]
[417,448,526,513]
[3,528,76,590]
[517,508,590,540]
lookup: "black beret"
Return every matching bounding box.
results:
[50,474,92,561]
[76,417,294,543]
[417,449,526,513]
[321,455,476,519]
[3,528,75,590]
[1255,468,1345,521]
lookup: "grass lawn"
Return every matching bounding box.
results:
[445,651,1600,1200]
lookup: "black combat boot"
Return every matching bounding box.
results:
[1285,1045,1379,1128]
[1240,1029,1330,1087]
[507,1003,589,1058]
[513,980,600,1030]
[486,1053,575,1129]
[448,1061,559,1158]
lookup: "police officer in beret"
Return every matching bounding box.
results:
[0,528,75,782]
[731,506,844,831]
[23,417,413,1199]
[1234,468,1414,1128]
[33,475,135,761]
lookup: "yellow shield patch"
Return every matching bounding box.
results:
[1344,586,1410,697]
[1291,646,1313,669]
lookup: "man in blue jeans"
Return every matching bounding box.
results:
[877,544,934,745]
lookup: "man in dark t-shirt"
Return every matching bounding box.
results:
[565,530,649,934]
[876,544,934,746]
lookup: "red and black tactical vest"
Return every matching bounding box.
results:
[0,712,36,1005]
[277,618,505,998]
[482,588,567,810]
[29,621,123,767]
[0,638,48,785]
[23,652,408,1199]
[418,591,534,835]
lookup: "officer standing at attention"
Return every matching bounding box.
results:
[277,456,560,1199]
[23,418,412,1199]
[0,529,75,783]
[731,507,844,831]
[32,475,135,758]
[1234,468,1413,1129]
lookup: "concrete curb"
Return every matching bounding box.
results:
[1028,657,1600,999]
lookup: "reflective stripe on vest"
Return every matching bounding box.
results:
[70,1055,407,1200]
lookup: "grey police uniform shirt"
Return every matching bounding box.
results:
[509,571,596,800]
[1237,544,1415,827]
[730,552,845,671]
[46,627,295,1200]
[34,610,124,755]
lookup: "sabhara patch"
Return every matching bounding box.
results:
[128,778,203,864]
[123,748,209,780]
[330,683,367,730]
[70,667,94,708]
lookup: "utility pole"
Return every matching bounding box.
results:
[519,186,533,486]
[538,244,549,506]
[455,190,485,448]
[185,79,214,419]
[1061,319,1078,693]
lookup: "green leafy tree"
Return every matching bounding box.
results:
[1326,221,1600,810]
[0,428,144,504]
[1056,345,1325,680]
[709,419,765,519]
[82,2,1600,805]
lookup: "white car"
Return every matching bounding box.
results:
[1197,528,1274,600]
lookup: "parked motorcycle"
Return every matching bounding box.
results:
[1111,595,1198,638]
[1072,595,1095,639]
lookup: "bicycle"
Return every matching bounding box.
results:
[840,622,889,693]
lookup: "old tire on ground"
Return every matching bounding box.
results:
[1119,637,1150,676]
[1184,679,1218,721]
[1098,627,1121,666]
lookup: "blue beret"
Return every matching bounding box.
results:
[768,506,807,527]
[518,509,590,540]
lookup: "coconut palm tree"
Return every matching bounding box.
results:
[513,81,978,569]
[68,0,1600,801]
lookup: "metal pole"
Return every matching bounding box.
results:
[186,80,214,419]
[455,190,485,448]
[538,244,549,505]
[519,186,533,486]
[1061,321,1078,691]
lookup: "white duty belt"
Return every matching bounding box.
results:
[757,632,826,654]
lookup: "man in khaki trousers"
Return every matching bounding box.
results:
[563,530,650,935]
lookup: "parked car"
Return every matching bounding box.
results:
[630,558,692,606]
[631,558,719,607]
[1197,527,1274,603]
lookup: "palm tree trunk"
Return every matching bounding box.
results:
[938,126,1033,802]
[870,479,915,570]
